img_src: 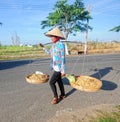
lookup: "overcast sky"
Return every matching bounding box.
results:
[0,0,120,45]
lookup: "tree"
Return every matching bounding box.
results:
[41,0,92,54]
[11,32,20,46]
[110,25,120,32]
[41,0,91,38]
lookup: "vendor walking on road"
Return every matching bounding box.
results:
[40,26,66,105]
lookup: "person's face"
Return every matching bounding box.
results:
[50,36,60,43]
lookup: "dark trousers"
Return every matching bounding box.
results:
[49,71,65,98]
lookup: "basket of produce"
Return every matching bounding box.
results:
[26,71,49,84]
[65,74,102,92]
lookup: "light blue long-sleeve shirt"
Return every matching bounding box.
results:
[44,41,66,74]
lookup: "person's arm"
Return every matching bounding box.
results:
[39,43,50,54]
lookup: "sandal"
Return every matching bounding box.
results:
[59,95,66,99]
[51,98,58,105]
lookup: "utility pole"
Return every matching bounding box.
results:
[62,23,69,55]
[84,4,90,55]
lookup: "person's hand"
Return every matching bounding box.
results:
[61,73,66,77]
[39,43,44,48]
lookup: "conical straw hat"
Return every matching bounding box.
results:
[45,26,65,40]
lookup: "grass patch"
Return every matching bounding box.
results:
[89,105,120,122]
[0,45,48,60]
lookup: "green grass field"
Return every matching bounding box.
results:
[0,45,46,60]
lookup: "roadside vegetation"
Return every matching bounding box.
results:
[0,41,120,60]
[89,105,120,122]
[0,45,45,60]
[69,41,120,55]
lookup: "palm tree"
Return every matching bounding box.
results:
[110,25,120,32]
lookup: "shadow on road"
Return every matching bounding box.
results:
[101,80,117,90]
[90,67,118,91]
[0,58,50,70]
[62,77,77,97]
[0,60,33,70]
[62,77,70,85]
[90,67,113,79]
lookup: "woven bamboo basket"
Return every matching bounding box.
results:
[26,74,49,84]
[71,76,102,92]
[66,75,102,92]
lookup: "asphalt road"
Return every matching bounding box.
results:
[0,54,120,122]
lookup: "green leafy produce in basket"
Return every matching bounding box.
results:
[66,74,75,83]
